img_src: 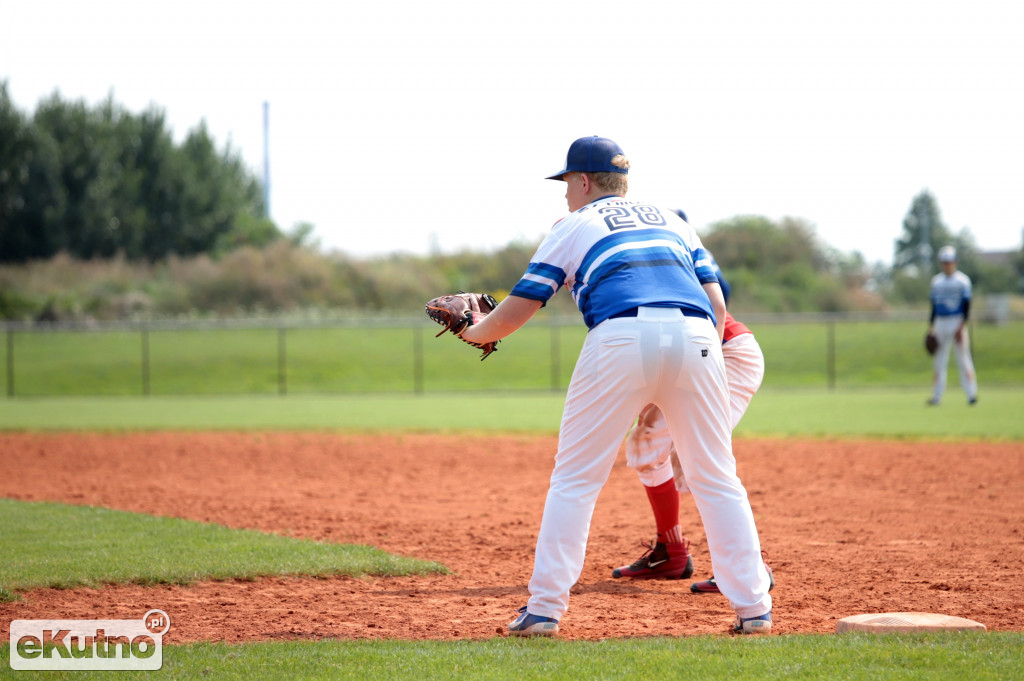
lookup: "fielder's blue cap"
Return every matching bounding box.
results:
[546,136,628,181]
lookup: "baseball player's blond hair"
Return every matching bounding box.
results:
[588,154,630,195]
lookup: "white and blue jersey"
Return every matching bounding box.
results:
[930,271,972,317]
[510,196,719,329]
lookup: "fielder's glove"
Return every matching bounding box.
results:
[924,331,939,355]
[425,292,499,360]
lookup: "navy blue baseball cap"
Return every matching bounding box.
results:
[546,136,628,181]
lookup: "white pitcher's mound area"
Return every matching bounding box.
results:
[836,612,986,633]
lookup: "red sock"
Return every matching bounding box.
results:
[644,479,682,544]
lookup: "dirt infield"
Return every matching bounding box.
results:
[1,432,1021,642]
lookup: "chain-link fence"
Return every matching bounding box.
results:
[4,310,1022,397]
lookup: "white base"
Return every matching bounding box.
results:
[836,612,986,633]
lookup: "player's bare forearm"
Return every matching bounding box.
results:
[702,282,727,342]
[461,295,543,344]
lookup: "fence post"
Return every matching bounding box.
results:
[6,328,13,398]
[827,320,836,391]
[141,324,150,396]
[413,325,424,395]
[550,323,561,392]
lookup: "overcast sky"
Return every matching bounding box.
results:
[3,0,1022,265]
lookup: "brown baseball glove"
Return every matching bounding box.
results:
[425,292,499,360]
[924,331,939,355]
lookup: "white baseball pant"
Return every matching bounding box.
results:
[526,307,772,621]
[931,315,978,402]
[627,331,765,490]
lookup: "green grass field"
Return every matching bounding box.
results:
[4,319,1023,396]
[3,633,1023,680]
[0,499,444,598]
[2,345,1023,678]
[1,387,1022,439]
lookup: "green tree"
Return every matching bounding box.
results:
[172,122,269,257]
[285,221,320,249]
[32,95,120,259]
[129,107,181,260]
[893,190,952,273]
[0,81,65,261]
[698,214,871,312]
[0,89,274,263]
[212,212,281,255]
[702,215,832,275]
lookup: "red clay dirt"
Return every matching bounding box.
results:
[1,432,1021,643]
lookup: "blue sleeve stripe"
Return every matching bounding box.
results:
[510,281,554,301]
[511,263,565,301]
[691,248,717,285]
[526,261,566,280]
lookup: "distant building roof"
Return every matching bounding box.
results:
[978,250,1015,267]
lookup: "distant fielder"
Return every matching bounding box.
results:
[927,245,978,406]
